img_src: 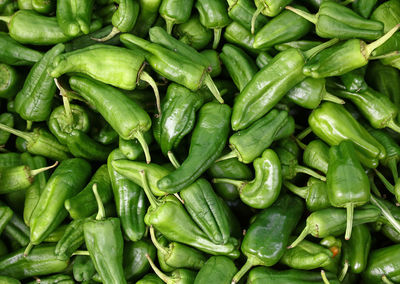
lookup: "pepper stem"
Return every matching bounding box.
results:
[285,6,317,24]
[323,92,345,105]
[293,136,307,150]
[345,203,354,240]
[231,258,254,284]
[365,24,400,58]
[212,178,244,189]
[203,74,224,104]
[215,151,238,163]
[251,5,263,34]
[0,16,11,23]
[93,184,105,221]
[91,26,120,42]
[165,20,174,35]
[139,170,160,209]
[134,131,151,164]
[370,194,400,234]
[167,151,180,168]
[26,120,33,131]
[339,259,349,281]
[146,253,171,283]
[288,225,309,248]
[388,158,399,182]
[140,71,161,117]
[72,250,90,256]
[370,51,400,60]
[303,38,339,60]
[321,270,330,284]
[370,177,382,198]
[283,181,308,199]
[213,28,222,49]
[30,161,58,176]
[382,275,395,284]
[374,169,394,194]
[24,242,33,257]
[0,122,32,142]
[149,226,168,255]
[295,165,326,181]
[297,127,312,140]
[55,78,73,125]
[387,119,400,135]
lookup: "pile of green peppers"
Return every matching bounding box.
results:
[1,0,400,283]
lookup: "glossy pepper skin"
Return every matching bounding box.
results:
[159,0,193,34]
[352,0,377,18]
[309,102,386,169]
[0,113,13,144]
[73,255,96,283]
[214,149,282,209]
[254,0,293,17]
[29,158,91,248]
[234,194,304,282]
[108,149,147,242]
[137,273,164,284]
[224,21,260,54]
[31,0,55,14]
[0,245,70,280]
[14,43,64,123]
[174,15,212,50]
[0,32,43,65]
[342,224,371,274]
[132,0,162,37]
[227,0,267,34]
[340,66,368,93]
[124,239,157,281]
[0,64,22,99]
[119,131,153,161]
[157,102,231,193]
[69,75,152,162]
[56,0,94,37]
[0,205,13,235]
[362,243,400,283]
[194,256,237,284]
[83,185,126,284]
[253,6,312,49]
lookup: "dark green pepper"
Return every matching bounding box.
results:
[159,0,193,34]
[194,256,237,284]
[231,194,304,283]
[0,113,13,145]
[227,0,268,34]
[200,49,221,77]
[0,152,21,169]
[119,131,153,161]
[124,239,157,281]
[275,40,323,52]
[340,66,368,93]
[0,205,13,235]
[132,0,162,37]
[137,273,164,284]
[0,64,22,99]
[174,15,212,50]
[254,0,293,18]
[32,0,55,14]
[224,21,260,54]
[0,32,43,65]
[352,0,377,18]
[56,0,94,37]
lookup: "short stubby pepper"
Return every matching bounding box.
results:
[159,0,193,34]
[173,15,212,50]
[56,0,95,37]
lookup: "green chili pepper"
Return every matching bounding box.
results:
[139,170,240,257]
[309,102,386,168]
[213,149,282,209]
[159,0,193,34]
[231,39,338,130]
[286,1,383,40]
[352,0,377,18]
[120,33,223,104]
[124,239,157,281]
[157,102,231,193]
[28,158,91,253]
[207,157,253,201]
[150,227,206,270]
[224,21,260,54]
[289,205,380,248]
[0,64,22,99]
[0,205,13,235]
[42,225,67,243]
[156,235,176,273]
[69,75,152,163]
[91,118,119,145]
[56,0,94,37]
[14,43,65,124]
[275,40,323,51]
[340,66,368,93]
[255,51,273,69]
[132,0,162,37]
[284,177,330,212]
[247,267,340,284]
[119,131,153,161]
[0,32,43,66]
[83,184,126,284]
[137,273,165,284]
[303,24,400,78]
[287,78,344,109]
[0,245,70,280]
[0,276,20,284]
[253,0,293,20]
[227,0,268,34]
[219,109,293,163]
[0,113,13,145]
[280,237,337,271]
[220,44,258,92]
[108,149,147,241]
[32,0,55,14]
[362,243,400,283]
[0,152,21,169]
[194,256,237,284]
[200,49,221,77]
[253,5,312,49]
[174,15,212,50]
[231,194,304,283]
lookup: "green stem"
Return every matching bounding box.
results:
[72,250,90,256]
[215,151,238,162]
[146,253,171,283]
[0,122,32,142]
[91,26,120,42]
[339,259,349,282]
[203,73,224,104]
[24,242,34,257]
[388,158,399,182]
[293,136,307,150]
[374,169,394,194]
[323,92,345,105]
[370,51,399,60]
[167,151,180,168]
[134,131,151,164]
[366,24,400,57]
[283,181,308,199]
[26,120,33,131]
[227,0,237,10]
[149,226,168,255]
[297,127,312,140]
[31,161,59,176]
[140,71,161,118]
[93,184,105,220]
[213,28,222,49]
[295,165,326,181]
[212,178,243,189]
[345,203,354,240]
[55,78,74,125]
[251,5,263,34]
[370,194,400,234]
[321,270,330,284]
[288,226,310,248]
[370,178,382,198]
[387,119,400,134]
[303,38,339,60]
[231,258,254,284]
[0,16,11,23]
[285,6,317,24]
[382,275,394,284]
[139,170,160,209]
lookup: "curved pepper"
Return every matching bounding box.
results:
[174,15,212,50]
[231,194,304,283]
[194,256,237,284]
[227,0,268,34]
[14,43,65,124]
[132,0,162,37]
[0,64,22,99]
[124,239,157,281]
[224,21,260,54]
[69,75,152,163]
[309,102,386,168]
[157,102,231,193]
[159,0,193,34]
[213,149,282,209]
[56,0,94,37]
[0,32,43,65]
